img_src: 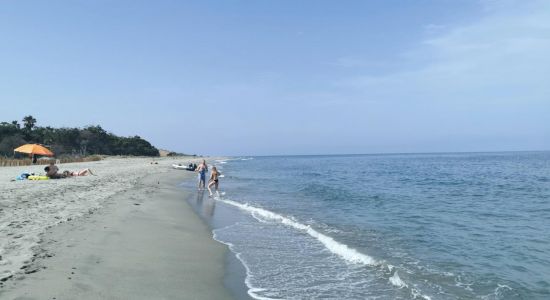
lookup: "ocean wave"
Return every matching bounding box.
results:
[212,225,277,300]
[208,152,550,299]
[389,271,408,288]
[217,198,378,266]
[215,197,436,300]
[481,284,514,300]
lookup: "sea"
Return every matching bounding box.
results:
[182,152,550,300]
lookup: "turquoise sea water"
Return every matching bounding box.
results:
[188,152,550,299]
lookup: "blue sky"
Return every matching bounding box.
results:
[1,0,548,155]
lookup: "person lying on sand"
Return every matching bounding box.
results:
[45,162,95,179]
[62,168,96,177]
[45,162,65,179]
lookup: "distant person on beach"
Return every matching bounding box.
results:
[45,162,64,179]
[62,168,96,177]
[196,160,208,190]
[207,166,220,197]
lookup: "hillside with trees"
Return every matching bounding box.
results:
[0,116,159,157]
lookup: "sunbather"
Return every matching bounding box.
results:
[45,163,65,179]
[62,168,95,177]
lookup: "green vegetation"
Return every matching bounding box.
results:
[0,116,159,157]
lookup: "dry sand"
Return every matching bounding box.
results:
[0,157,233,299]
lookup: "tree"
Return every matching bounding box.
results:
[23,115,37,131]
[11,120,20,129]
[1,116,161,157]
[0,122,21,140]
[0,134,26,156]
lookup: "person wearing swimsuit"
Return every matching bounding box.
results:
[208,166,220,197]
[196,160,208,190]
[62,168,96,177]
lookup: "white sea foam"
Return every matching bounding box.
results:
[481,284,513,300]
[412,288,432,300]
[212,226,277,300]
[217,198,378,266]
[214,159,229,165]
[214,197,435,300]
[389,271,408,288]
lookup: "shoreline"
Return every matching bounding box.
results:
[0,157,234,299]
[180,179,253,300]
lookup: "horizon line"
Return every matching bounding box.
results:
[202,149,550,158]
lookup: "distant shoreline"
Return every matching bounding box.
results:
[241,149,550,157]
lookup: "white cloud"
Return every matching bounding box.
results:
[338,0,550,105]
[423,23,447,35]
[329,56,387,68]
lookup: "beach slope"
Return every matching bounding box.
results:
[0,158,233,300]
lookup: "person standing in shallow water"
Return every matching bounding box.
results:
[208,166,220,197]
[196,160,208,190]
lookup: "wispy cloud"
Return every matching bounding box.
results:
[329,56,386,68]
[338,0,550,104]
[423,23,447,35]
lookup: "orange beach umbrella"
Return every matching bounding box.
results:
[14,144,54,157]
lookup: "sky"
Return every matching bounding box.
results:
[1,0,549,156]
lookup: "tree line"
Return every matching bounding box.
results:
[0,116,159,157]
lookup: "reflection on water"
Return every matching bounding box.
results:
[178,179,259,300]
[191,189,217,221]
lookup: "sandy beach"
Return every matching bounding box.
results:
[0,157,233,299]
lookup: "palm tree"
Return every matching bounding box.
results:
[23,115,37,131]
